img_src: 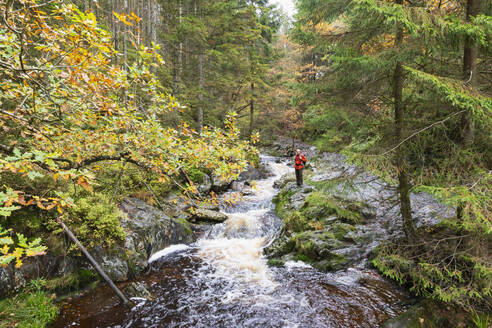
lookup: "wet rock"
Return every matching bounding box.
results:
[100,256,128,282]
[265,230,350,271]
[238,164,272,181]
[124,282,154,301]
[230,181,243,192]
[267,142,456,272]
[0,269,11,298]
[192,208,228,223]
[84,197,197,282]
[264,235,295,258]
[211,174,232,192]
[198,203,220,211]
[327,222,357,241]
[120,198,196,259]
[411,192,456,227]
[382,304,425,328]
[198,173,212,195]
[0,253,82,298]
[242,188,254,195]
[162,193,189,214]
[273,173,295,189]
[382,301,468,328]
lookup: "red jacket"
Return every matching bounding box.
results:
[295,154,307,170]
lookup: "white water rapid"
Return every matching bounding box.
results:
[55,155,410,328]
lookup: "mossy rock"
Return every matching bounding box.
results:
[312,254,349,271]
[264,235,295,258]
[292,231,344,260]
[173,217,193,236]
[284,211,315,233]
[266,229,351,271]
[44,269,98,294]
[304,204,329,220]
[273,189,297,217]
[327,222,357,240]
[302,192,365,224]
[382,300,475,328]
[267,259,285,267]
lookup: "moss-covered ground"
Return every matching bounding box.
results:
[267,182,367,271]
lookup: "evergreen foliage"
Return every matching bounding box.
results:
[292,0,492,315]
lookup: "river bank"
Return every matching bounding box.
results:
[1,140,477,328]
[51,154,414,328]
[264,137,455,271]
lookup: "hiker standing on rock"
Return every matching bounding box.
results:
[294,149,307,186]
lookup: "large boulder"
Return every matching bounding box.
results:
[99,255,129,282]
[273,173,296,189]
[266,143,457,272]
[198,173,212,195]
[124,281,154,301]
[116,198,196,278]
[0,251,80,299]
[382,301,469,328]
[238,164,272,181]
[211,174,232,192]
[192,208,229,223]
[0,198,196,297]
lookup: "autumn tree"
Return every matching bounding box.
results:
[0,0,256,267]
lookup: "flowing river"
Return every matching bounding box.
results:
[53,155,410,328]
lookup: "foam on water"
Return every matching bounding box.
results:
[196,237,276,287]
[53,155,411,328]
[147,244,190,264]
[192,158,290,292]
[284,260,313,270]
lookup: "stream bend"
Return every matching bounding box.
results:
[54,155,409,328]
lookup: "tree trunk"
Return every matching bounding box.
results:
[177,0,183,92]
[56,217,132,307]
[152,1,158,45]
[394,0,416,242]
[123,0,128,64]
[147,0,152,46]
[197,43,204,131]
[461,0,480,146]
[111,0,116,63]
[249,82,254,138]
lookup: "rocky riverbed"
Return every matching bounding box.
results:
[1,138,461,327]
[53,154,413,328]
[264,137,455,272]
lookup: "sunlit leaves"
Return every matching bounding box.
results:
[0,0,255,268]
[0,226,47,268]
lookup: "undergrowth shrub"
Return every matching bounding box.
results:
[47,192,125,253]
[373,222,492,313]
[0,279,58,328]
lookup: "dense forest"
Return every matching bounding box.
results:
[291,0,492,314]
[0,0,490,327]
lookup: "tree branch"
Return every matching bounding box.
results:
[373,109,467,157]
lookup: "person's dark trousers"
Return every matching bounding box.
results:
[295,168,303,186]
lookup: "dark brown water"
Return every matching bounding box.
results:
[53,156,411,328]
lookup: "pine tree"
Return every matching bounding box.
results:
[292,0,491,312]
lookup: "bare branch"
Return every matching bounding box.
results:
[372,109,467,157]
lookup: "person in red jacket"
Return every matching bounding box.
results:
[294,149,307,186]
